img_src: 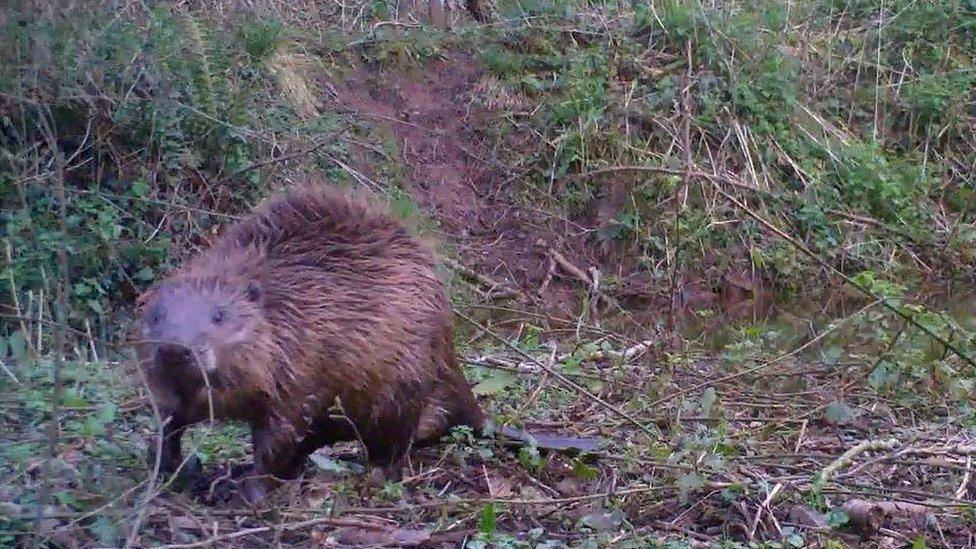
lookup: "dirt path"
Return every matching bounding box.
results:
[335,54,582,309]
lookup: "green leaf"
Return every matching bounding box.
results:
[571,458,599,480]
[823,345,844,365]
[472,371,516,396]
[518,444,542,473]
[720,484,744,502]
[824,400,855,425]
[308,453,364,474]
[91,515,120,547]
[87,299,104,314]
[54,490,78,507]
[136,267,156,282]
[60,388,89,408]
[132,179,149,198]
[96,403,118,424]
[786,533,805,547]
[677,473,704,490]
[83,416,106,436]
[478,503,497,536]
[826,509,849,528]
[911,535,927,549]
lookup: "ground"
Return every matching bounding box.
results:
[3,1,976,547]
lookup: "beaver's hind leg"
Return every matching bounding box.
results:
[412,326,487,445]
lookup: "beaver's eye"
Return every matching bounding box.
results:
[147,304,163,326]
[212,307,226,325]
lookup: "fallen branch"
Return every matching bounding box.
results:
[157,517,390,549]
[815,438,900,488]
[443,257,520,299]
[556,339,656,364]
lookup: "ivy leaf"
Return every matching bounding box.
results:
[827,509,849,528]
[472,372,516,396]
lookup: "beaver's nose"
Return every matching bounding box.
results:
[154,343,194,366]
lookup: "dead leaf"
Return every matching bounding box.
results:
[788,504,829,529]
[490,475,516,498]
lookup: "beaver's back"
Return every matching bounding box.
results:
[178,183,456,428]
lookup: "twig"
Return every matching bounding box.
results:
[955,455,971,500]
[157,517,390,548]
[124,353,166,548]
[0,358,18,385]
[748,482,783,540]
[443,257,520,299]
[232,131,344,176]
[3,238,33,358]
[453,309,657,438]
[545,245,592,287]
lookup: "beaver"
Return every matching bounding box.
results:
[135,182,599,504]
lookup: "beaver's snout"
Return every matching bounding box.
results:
[153,343,194,368]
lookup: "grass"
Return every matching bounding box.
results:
[2,0,976,546]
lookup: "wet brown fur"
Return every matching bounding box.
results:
[136,182,485,501]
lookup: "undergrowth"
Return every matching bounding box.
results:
[470,0,976,291]
[3,0,976,547]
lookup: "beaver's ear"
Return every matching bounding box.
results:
[245,280,263,304]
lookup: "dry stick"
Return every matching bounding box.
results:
[0,358,17,385]
[748,482,783,540]
[33,105,69,549]
[453,309,657,438]
[956,455,972,500]
[443,257,520,299]
[669,38,694,341]
[3,239,33,359]
[123,356,166,549]
[547,246,592,287]
[232,130,345,176]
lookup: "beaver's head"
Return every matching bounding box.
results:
[137,277,266,385]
